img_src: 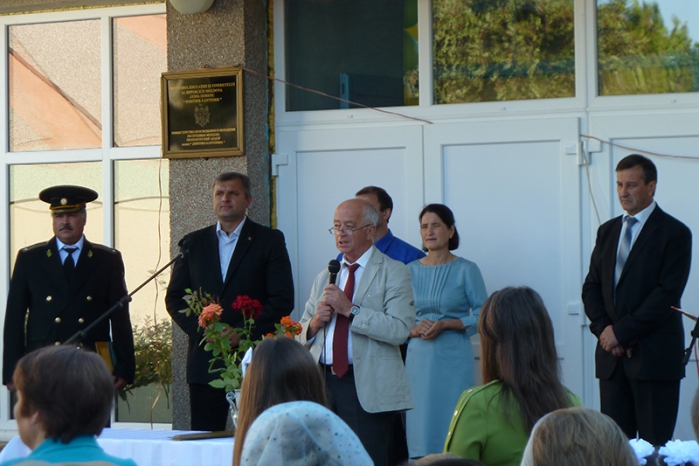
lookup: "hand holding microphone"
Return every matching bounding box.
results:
[309,260,342,336]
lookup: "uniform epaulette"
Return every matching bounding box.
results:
[91,244,118,254]
[22,241,49,252]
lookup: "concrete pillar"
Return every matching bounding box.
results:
[166,0,269,429]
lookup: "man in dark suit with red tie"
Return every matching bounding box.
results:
[166,172,294,431]
[3,185,135,392]
[583,154,692,445]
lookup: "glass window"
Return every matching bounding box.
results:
[433,0,575,104]
[9,20,102,151]
[9,163,103,266]
[597,0,699,96]
[113,15,167,147]
[114,159,172,423]
[285,0,418,111]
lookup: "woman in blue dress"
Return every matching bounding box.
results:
[405,203,488,459]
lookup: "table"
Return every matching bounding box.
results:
[0,428,234,466]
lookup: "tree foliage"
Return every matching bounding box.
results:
[432,0,698,103]
[598,0,698,95]
[433,0,575,103]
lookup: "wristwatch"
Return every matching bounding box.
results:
[350,305,360,318]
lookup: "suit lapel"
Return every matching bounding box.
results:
[203,227,225,292]
[72,238,99,294]
[353,247,380,304]
[223,218,254,290]
[44,238,70,297]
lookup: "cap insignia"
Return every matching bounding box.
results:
[60,198,67,205]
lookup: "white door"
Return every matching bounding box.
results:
[275,124,424,318]
[422,117,586,396]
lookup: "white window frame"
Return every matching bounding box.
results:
[273,0,699,129]
[0,3,166,430]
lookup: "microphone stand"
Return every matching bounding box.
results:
[64,251,184,346]
[683,316,699,367]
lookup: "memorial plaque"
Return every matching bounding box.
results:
[161,67,243,158]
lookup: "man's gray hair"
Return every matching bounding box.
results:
[362,202,379,226]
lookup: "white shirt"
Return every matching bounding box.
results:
[56,236,85,266]
[319,247,372,365]
[216,217,246,280]
[617,200,656,257]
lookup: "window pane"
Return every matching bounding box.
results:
[9,21,102,151]
[433,0,575,104]
[285,0,418,111]
[114,159,172,423]
[597,0,699,96]
[9,163,103,266]
[113,15,167,147]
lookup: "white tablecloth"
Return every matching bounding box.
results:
[0,428,234,466]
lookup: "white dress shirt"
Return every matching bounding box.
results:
[617,200,656,257]
[216,217,246,280]
[56,236,85,266]
[319,247,372,365]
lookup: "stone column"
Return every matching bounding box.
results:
[167,0,269,429]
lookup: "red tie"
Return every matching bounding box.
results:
[333,263,359,378]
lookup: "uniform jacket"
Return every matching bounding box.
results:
[3,237,135,384]
[582,205,692,381]
[165,218,294,384]
[299,246,415,413]
[444,380,581,466]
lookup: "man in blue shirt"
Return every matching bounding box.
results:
[352,186,425,265]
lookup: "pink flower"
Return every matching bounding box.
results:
[198,303,223,328]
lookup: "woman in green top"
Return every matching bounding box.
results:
[444,286,581,466]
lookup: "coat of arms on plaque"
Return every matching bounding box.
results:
[195,105,210,127]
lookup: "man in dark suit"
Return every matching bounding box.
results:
[165,172,294,431]
[583,154,692,445]
[3,185,135,392]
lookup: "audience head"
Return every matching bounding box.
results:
[521,407,638,466]
[240,401,371,465]
[418,204,459,251]
[233,337,328,466]
[479,286,571,432]
[13,345,114,447]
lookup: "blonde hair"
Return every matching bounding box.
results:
[529,408,637,466]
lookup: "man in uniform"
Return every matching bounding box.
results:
[3,185,135,391]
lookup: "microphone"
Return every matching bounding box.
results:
[328,259,341,285]
[178,237,192,256]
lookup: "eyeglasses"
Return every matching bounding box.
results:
[328,225,372,236]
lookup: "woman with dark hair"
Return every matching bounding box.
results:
[0,345,137,466]
[405,203,488,458]
[232,336,328,466]
[444,286,580,466]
